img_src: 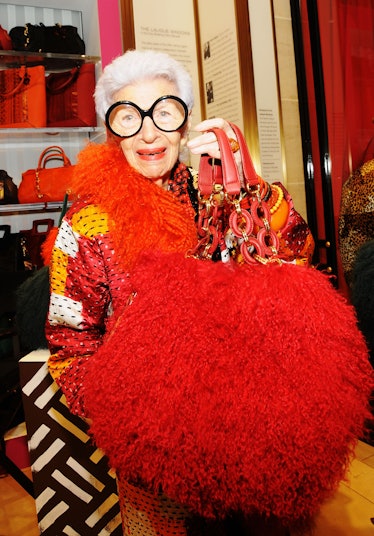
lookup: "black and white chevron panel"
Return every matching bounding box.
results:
[20,352,122,535]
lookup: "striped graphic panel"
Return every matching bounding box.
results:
[20,360,122,535]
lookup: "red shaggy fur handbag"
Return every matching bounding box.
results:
[82,126,374,527]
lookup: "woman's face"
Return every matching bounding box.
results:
[114,78,189,187]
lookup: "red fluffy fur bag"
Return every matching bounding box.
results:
[83,126,374,525]
[84,251,373,524]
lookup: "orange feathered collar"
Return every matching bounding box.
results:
[71,142,197,270]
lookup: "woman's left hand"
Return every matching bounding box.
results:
[187,118,238,159]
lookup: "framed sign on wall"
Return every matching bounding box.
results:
[119,0,285,181]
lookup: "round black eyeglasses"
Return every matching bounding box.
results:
[105,95,189,138]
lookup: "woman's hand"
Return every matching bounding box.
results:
[187,118,238,159]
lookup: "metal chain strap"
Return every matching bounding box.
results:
[34,170,44,199]
[227,184,280,265]
[191,168,282,265]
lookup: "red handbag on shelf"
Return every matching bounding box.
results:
[46,63,96,127]
[0,65,47,128]
[18,146,75,203]
[0,25,12,50]
[19,219,55,269]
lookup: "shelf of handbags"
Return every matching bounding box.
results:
[0,46,104,215]
[0,50,102,132]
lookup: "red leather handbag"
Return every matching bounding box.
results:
[19,219,55,269]
[0,25,12,50]
[191,122,314,265]
[0,65,47,128]
[18,146,75,203]
[46,63,96,127]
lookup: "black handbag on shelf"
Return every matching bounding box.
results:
[0,224,34,333]
[0,170,18,204]
[9,22,85,54]
[0,224,29,273]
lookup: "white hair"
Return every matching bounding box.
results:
[94,49,194,121]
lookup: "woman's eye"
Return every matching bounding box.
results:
[155,109,171,119]
[120,112,135,123]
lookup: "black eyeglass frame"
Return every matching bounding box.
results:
[105,95,189,138]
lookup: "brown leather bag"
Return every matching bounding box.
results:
[18,146,75,203]
[46,63,96,127]
[0,65,47,128]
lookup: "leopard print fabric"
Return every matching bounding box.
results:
[338,159,374,287]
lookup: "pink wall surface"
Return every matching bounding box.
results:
[97,0,123,67]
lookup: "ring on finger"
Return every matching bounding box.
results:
[228,138,240,153]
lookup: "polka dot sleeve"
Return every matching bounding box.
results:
[46,202,127,391]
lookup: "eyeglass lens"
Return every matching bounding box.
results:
[107,97,187,138]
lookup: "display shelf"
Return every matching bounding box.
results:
[0,50,101,70]
[0,49,104,139]
[0,201,71,215]
[0,126,105,137]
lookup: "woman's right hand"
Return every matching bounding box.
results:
[187,118,238,159]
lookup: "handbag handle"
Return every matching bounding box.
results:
[198,124,260,197]
[31,219,55,234]
[0,224,11,238]
[37,146,71,169]
[0,65,30,97]
[229,122,260,189]
[46,66,79,94]
[198,128,240,196]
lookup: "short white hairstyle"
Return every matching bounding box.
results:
[94,49,194,121]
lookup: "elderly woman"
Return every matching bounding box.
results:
[46,49,315,535]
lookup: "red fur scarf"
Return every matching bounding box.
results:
[70,142,197,270]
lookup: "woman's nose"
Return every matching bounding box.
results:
[140,116,159,141]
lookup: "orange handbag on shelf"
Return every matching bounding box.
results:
[0,65,47,128]
[46,63,96,127]
[18,146,75,203]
